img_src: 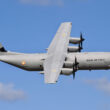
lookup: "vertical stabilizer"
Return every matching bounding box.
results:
[0,43,7,52]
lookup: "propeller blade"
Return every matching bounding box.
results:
[80,32,82,39]
[72,57,79,80]
[75,57,77,64]
[73,63,76,80]
[73,72,75,79]
[80,32,85,41]
[79,32,85,51]
[75,57,79,68]
[78,43,83,52]
[81,41,83,48]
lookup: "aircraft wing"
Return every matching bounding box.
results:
[44,22,72,83]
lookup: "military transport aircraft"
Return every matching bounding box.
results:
[0,22,109,83]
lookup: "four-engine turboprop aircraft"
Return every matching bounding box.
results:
[0,22,110,84]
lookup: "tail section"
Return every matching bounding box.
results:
[0,43,7,52]
[0,43,24,55]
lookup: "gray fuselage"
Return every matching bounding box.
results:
[0,52,110,73]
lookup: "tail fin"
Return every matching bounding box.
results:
[0,43,7,52]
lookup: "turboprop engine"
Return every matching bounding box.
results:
[69,33,85,53]
[69,37,81,44]
[68,46,82,52]
[61,68,73,75]
[63,57,79,79]
[64,61,73,68]
[69,33,85,44]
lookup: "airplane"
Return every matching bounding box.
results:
[0,22,110,84]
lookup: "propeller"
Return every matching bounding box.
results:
[80,32,85,41]
[79,32,85,52]
[78,43,83,52]
[73,71,75,79]
[73,57,79,79]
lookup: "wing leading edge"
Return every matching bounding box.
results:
[44,22,72,84]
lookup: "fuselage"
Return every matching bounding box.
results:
[67,52,110,70]
[0,52,46,71]
[0,52,110,73]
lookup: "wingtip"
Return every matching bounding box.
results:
[62,22,72,25]
[45,80,57,84]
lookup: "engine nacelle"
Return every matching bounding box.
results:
[61,68,73,75]
[64,61,73,68]
[69,37,81,44]
[68,46,79,52]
